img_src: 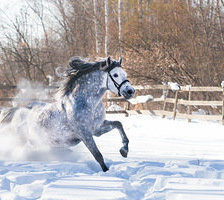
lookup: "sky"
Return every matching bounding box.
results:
[0,0,53,41]
[0,0,54,23]
[0,0,26,20]
[0,0,24,40]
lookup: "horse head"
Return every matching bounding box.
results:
[100,57,135,100]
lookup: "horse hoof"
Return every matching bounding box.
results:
[120,147,128,158]
[103,166,109,172]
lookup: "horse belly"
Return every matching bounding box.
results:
[37,110,77,146]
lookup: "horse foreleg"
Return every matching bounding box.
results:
[94,120,129,158]
[82,133,109,172]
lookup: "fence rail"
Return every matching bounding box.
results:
[1,84,224,124]
[105,84,224,125]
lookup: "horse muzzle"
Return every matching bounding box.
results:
[121,87,135,100]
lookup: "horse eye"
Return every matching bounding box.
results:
[113,73,118,78]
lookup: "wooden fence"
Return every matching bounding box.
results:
[1,84,224,124]
[105,84,224,124]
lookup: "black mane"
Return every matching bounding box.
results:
[62,57,106,96]
[61,57,122,96]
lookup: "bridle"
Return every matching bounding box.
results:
[106,67,129,96]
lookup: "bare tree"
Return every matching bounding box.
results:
[104,0,109,56]
[93,0,100,55]
[118,0,122,56]
[216,0,224,46]
[0,0,224,89]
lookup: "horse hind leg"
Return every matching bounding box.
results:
[94,120,129,158]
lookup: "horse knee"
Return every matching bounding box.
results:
[113,121,129,143]
[113,121,123,129]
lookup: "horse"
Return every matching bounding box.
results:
[0,57,135,172]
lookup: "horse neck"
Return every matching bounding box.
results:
[67,70,107,103]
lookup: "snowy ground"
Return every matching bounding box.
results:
[1,114,224,200]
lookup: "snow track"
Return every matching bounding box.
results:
[1,115,224,199]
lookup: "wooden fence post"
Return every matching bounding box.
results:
[221,81,224,125]
[162,90,169,118]
[127,101,131,110]
[222,90,224,125]
[173,91,179,120]
[162,84,169,118]
[186,85,192,122]
[125,101,130,117]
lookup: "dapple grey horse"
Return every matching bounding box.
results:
[0,57,135,172]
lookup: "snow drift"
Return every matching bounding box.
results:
[0,114,224,199]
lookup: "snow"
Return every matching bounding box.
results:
[128,95,154,104]
[107,104,123,111]
[1,114,224,199]
[221,81,224,88]
[185,85,191,91]
[168,82,180,91]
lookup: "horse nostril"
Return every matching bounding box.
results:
[127,89,133,95]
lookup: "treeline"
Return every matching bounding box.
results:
[0,0,224,86]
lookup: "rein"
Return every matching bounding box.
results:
[107,68,129,96]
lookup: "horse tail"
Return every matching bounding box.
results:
[0,107,19,123]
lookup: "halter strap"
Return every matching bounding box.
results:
[107,70,129,96]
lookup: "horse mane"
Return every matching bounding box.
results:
[61,57,107,96]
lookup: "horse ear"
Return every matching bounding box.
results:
[119,57,122,65]
[99,57,111,71]
[106,57,111,66]
[99,60,108,71]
